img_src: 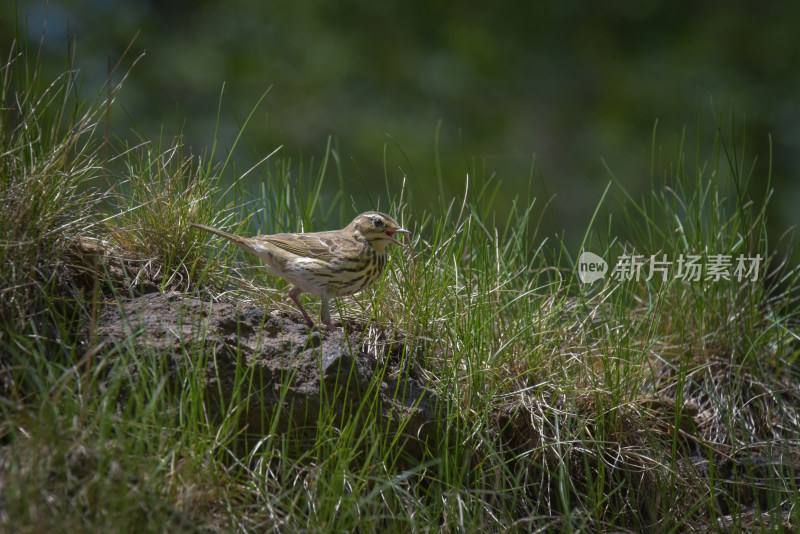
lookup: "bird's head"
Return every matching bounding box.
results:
[350,211,410,252]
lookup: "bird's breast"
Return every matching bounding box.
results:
[328,248,387,297]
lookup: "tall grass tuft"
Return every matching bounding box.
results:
[106,134,232,294]
[0,39,117,333]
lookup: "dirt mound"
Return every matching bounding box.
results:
[88,293,441,458]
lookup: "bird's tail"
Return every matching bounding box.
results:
[189,223,252,249]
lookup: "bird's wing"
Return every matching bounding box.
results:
[260,232,356,264]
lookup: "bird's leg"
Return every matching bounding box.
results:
[320,293,334,329]
[288,286,315,328]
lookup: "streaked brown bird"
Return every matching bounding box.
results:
[190,211,409,328]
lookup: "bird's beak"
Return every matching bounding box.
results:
[385,227,410,246]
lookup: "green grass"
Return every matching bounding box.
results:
[2,38,799,533]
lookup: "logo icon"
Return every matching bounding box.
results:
[577,251,607,283]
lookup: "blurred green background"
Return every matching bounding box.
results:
[3,0,799,247]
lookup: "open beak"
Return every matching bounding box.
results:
[385,227,410,246]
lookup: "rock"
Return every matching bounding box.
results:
[86,293,441,459]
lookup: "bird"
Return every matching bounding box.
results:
[189,211,409,329]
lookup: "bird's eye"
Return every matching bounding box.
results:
[372,218,384,228]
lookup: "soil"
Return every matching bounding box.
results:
[85,293,442,459]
